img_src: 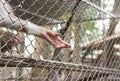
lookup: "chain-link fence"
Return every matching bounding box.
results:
[0,0,120,81]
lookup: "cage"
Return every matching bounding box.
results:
[0,0,120,81]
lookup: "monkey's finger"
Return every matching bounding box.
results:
[47,31,61,37]
[48,33,68,48]
[55,39,66,48]
[47,31,56,36]
[41,32,58,48]
[56,33,61,36]
[41,31,69,48]
[56,36,71,48]
[47,31,70,48]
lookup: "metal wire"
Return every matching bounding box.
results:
[0,0,120,81]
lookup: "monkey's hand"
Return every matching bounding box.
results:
[40,30,71,49]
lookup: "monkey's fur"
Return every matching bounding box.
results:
[0,29,23,53]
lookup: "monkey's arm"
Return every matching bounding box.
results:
[0,0,71,48]
[0,13,71,48]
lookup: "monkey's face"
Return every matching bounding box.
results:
[10,35,24,45]
[0,33,24,53]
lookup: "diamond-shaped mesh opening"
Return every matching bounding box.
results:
[0,0,120,81]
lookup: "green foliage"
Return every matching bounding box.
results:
[83,7,98,20]
[82,22,96,32]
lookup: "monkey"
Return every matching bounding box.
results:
[0,0,71,49]
[0,29,24,53]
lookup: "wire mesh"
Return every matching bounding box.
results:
[0,0,120,81]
